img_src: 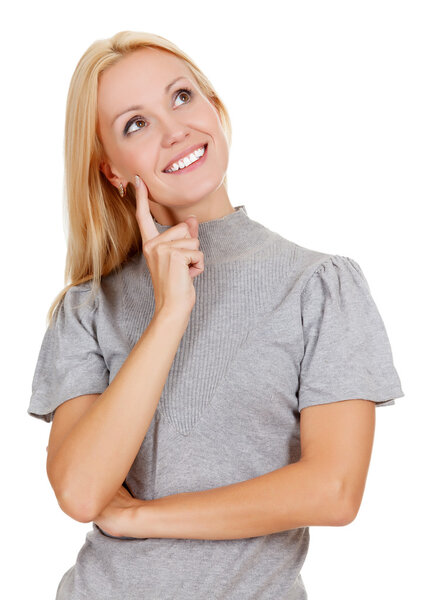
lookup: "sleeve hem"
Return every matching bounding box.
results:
[27,387,108,423]
[298,387,405,413]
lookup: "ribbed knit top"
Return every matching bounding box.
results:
[152,204,272,264]
[28,204,404,599]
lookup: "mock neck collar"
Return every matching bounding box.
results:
[151,205,272,265]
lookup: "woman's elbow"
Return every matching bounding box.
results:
[331,493,360,527]
[55,487,96,524]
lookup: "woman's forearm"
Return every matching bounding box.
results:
[126,460,350,541]
[49,308,190,523]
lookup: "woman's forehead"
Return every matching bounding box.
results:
[97,49,192,116]
[100,48,187,87]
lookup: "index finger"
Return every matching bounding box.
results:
[134,175,160,243]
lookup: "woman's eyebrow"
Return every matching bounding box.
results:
[111,76,189,126]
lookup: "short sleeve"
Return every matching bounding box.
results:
[27,286,110,423]
[297,255,405,413]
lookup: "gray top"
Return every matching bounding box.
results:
[28,205,405,599]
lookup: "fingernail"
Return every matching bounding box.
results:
[134,175,140,188]
[188,214,197,218]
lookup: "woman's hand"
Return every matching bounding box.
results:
[93,484,144,538]
[134,174,204,318]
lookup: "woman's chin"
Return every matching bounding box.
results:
[162,178,221,203]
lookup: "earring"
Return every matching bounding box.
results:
[118,183,125,198]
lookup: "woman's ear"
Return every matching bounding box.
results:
[99,160,123,187]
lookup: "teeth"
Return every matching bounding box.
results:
[165,145,206,172]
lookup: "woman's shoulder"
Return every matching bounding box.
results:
[267,231,363,295]
[266,230,333,272]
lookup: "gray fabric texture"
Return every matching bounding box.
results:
[28,205,404,599]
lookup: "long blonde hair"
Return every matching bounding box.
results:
[46,30,232,328]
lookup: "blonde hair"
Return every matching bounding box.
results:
[46,30,232,328]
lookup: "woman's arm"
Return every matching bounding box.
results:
[104,399,375,540]
[48,308,190,523]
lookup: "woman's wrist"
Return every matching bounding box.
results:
[153,305,191,334]
[121,499,157,539]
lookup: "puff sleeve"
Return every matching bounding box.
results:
[27,285,110,423]
[297,255,405,413]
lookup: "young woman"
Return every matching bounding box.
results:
[28,30,405,599]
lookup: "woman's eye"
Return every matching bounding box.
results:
[125,118,147,135]
[173,88,193,107]
[124,88,193,136]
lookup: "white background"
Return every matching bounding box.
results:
[2,0,429,597]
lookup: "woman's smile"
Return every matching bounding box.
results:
[163,143,208,175]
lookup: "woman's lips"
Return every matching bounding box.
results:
[163,144,208,175]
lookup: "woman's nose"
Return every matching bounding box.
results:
[158,113,190,145]
[161,127,190,149]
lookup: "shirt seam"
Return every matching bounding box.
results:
[299,254,352,299]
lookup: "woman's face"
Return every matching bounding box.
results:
[97,47,230,220]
